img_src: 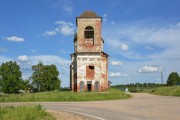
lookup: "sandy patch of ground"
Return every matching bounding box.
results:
[47,110,89,120]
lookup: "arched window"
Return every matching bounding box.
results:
[84,26,94,45]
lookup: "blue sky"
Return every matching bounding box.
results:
[0,0,180,87]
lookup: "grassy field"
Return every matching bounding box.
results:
[145,86,180,96]
[0,88,131,102]
[0,104,55,120]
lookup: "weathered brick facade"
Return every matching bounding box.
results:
[70,11,108,92]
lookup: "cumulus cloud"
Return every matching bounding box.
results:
[119,43,128,51]
[138,65,163,73]
[109,72,128,77]
[103,20,180,84]
[5,36,25,42]
[104,20,180,60]
[18,55,28,62]
[43,20,74,36]
[60,25,74,35]
[111,61,124,66]
[55,21,73,26]
[55,20,74,36]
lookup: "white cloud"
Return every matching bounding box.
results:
[44,31,57,36]
[6,36,25,42]
[120,43,128,51]
[43,20,74,36]
[109,72,128,77]
[18,55,28,62]
[106,39,129,51]
[138,65,163,73]
[56,20,74,36]
[103,20,180,84]
[104,20,180,60]
[55,21,73,26]
[29,55,70,66]
[60,25,74,36]
[111,61,124,66]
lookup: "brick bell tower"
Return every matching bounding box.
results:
[70,11,108,92]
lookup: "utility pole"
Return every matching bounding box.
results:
[146,82,148,89]
[161,71,163,84]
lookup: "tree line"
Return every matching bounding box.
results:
[111,83,166,92]
[112,72,180,92]
[0,61,61,93]
[1,61,179,94]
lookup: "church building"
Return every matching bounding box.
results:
[70,11,108,92]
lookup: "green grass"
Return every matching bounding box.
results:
[0,104,55,120]
[0,88,131,102]
[144,86,180,96]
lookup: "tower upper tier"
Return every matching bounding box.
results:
[75,11,103,53]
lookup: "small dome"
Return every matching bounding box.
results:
[79,10,100,18]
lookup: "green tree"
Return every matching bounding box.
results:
[21,78,33,92]
[31,62,44,92]
[31,62,61,92]
[167,72,180,86]
[0,61,23,93]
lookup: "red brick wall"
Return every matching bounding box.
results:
[86,65,95,80]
